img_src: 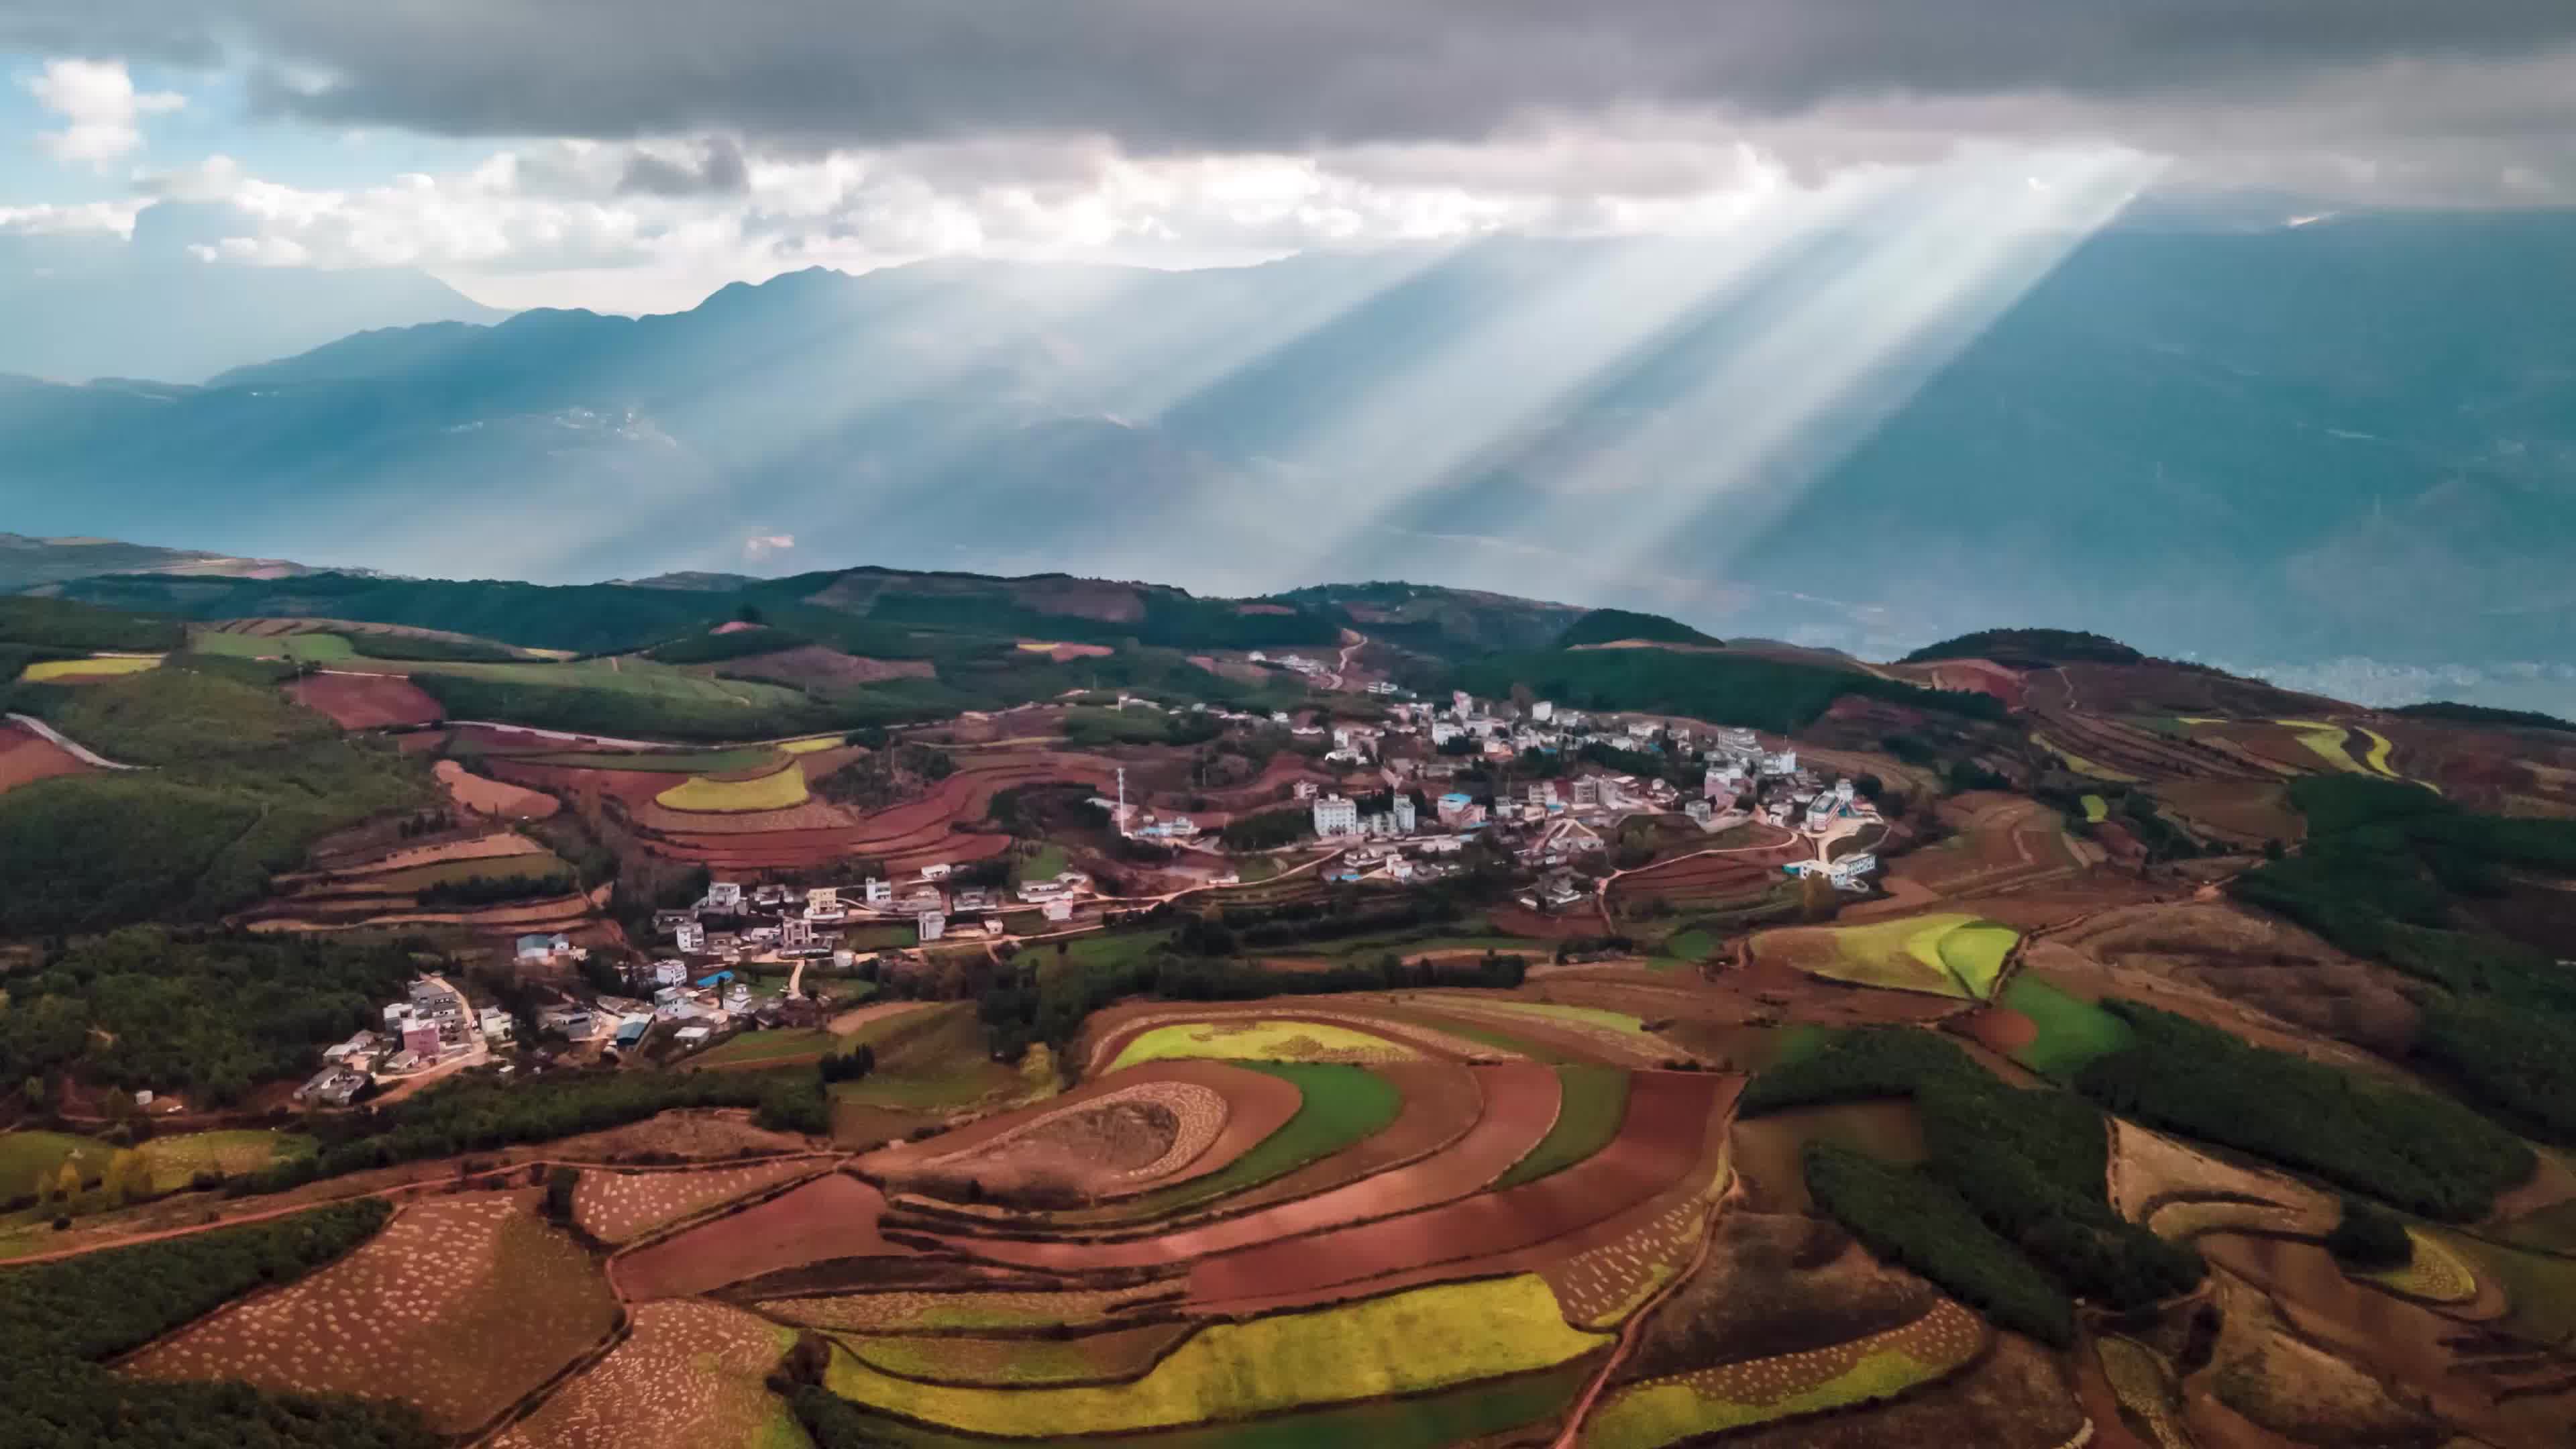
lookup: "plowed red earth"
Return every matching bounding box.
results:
[1184,1070,1729,1305]
[953,1063,1560,1271]
[614,1173,912,1299]
[0,720,89,792]
[863,1061,1302,1196]
[286,673,445,729]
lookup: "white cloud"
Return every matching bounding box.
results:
[742,533,795,561]
[26,57,183,167]
[0,198,150,236]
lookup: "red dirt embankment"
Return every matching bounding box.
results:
[1185,1069,1730,1306]
[288,673,445,729]
[0,719,91,793]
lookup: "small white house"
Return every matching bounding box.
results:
[920,863,952,881]
[862,877,892,906]
[917,910,947,943]
[674,920,706,954]
[703,881,745,912]
[1042,898,1074,922]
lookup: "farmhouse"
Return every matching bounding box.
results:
[673,920,705,954]
[862,877,892,906]
[478,1008,515,1043]
[918,910,947,943]
[702,881,745,912]
[515,932,575,965]
[920,863,952,881]
[295,1065,368,1107]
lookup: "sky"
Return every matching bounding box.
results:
[5,1,2576,315]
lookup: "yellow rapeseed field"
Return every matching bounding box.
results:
[825,1274,1607,1436]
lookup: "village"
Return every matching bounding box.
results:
[288,686,1882,1108]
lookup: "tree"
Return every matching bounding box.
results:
[52,1161,82,1208]
[543,1166,582,1224]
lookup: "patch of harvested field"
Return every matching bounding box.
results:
[1583,1298,1986,1448]
[1108,1018,1424,1071]
[2110,1119,2332,1231]
[2196,1269,2451,1448]
[617,1173,914,1299]
[0,718,91,792]
[2096,1335,2190,1449]
[718,643,937,688]
[126,1193,616,1434]
[492,1300,796,1449]
[288,672,445,729]
[573,1160,818,1244]
[2048,902,2422,1058]
[1397,994,1676,1065]
[1711,1331,2086,1449]
[435,759,559,817]
[926,1081,1225,1196]
[1546,1193,1709,1329]
[822,1274,1608,1436]
[760,1284,1173,1333]
[1992,975,2133,1079]
[1622,1214,1937,1381]
[549,1108,820,1164]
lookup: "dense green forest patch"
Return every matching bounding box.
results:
[1450,648,2006,735]
[2076,1002,2533,1220]
[1746,1027,2198,1340]
[2385,700,2576,734]
[0,594,185,653]
[1899,628,2143,666]
[1554,608,1719,648]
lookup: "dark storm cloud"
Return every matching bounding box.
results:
[14,1,2576,151]
[617,137,750,197]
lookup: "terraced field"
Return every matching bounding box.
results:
[1751,914,2019,1000]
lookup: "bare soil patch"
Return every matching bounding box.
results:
[718,643,936,686]
[288,672,445,729]
[492,1300,792,1449]
[616,1173,914,1300]
[0,718,91,792]
[574,1160,819,1244]
[126,1192,615,1434]
[435,760,561,818]
[2049,902,2422,1058]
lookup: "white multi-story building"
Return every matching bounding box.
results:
[702,881,744,912]
[1531,700,1554,722]
[862,877,892,906]
[1451,690,1474,716]
[1391,794,1417,833]
[674,920,705,954]
[1430,720,1460,746]
[1760,749,1799,777]
[917,910,947,943]
[806,886,845,922]
[1312,793,1361,838]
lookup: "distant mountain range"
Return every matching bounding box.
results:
[0,203,505,385]
[0,533,335,591]
[5,213,2574,712]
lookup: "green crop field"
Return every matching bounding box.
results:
[694,1028,838,1066]
[1015,843,1072,883]
[1998,976,2135,1079]
[1102,1063,1401,1218]
[1494,1064,1630,1189]
[1782,914,2021,1000]
[2080,794,2110,822]
[371,655,812,706]
[0,1130,116,1199]
[1660,927,1717,963]
[190,629,353,663]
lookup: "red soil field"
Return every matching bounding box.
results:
[0,719,90,792]
[631,750,1119,869]
[1609,851,1788,910]
[287,672,445,729]
[616,1173,914,1300]
[1918,658,2030,710]
[435,760,560,818]
[865,1060,1302,1196]
[1957,1006,2039,1055]
[952,1063,1560,1272]
[1183,1069,1729,1305]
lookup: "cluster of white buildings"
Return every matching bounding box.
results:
[300,974,503,1105]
